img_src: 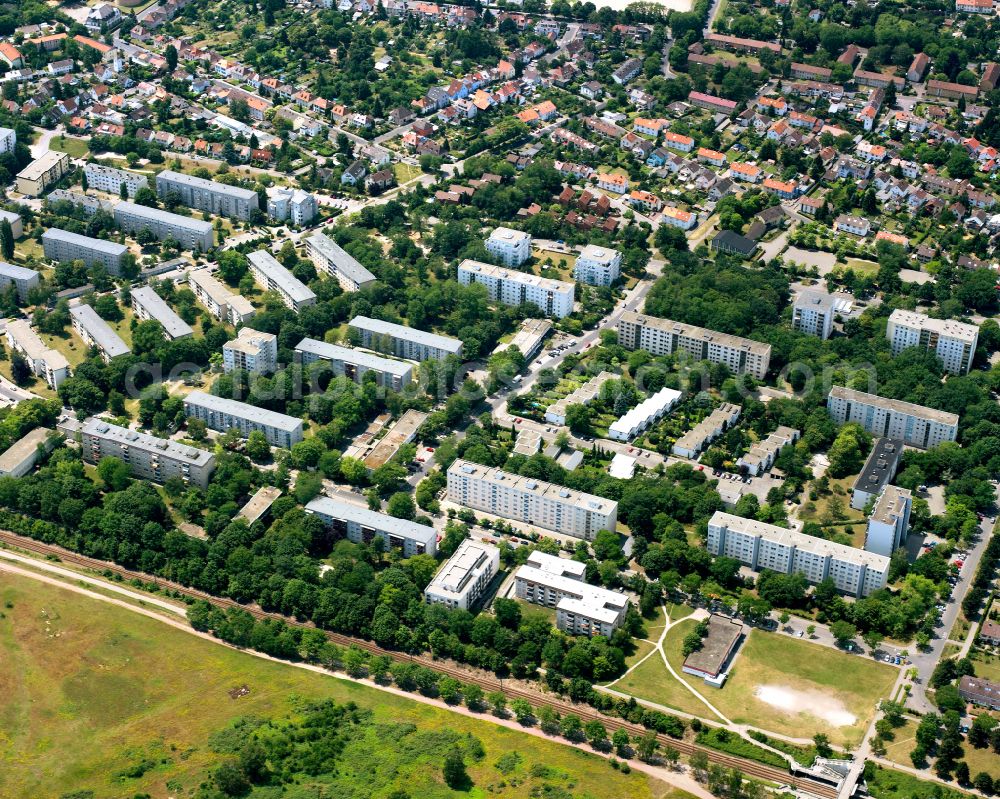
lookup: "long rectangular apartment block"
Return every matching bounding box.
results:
[304,232,377,292]
[0,262,40,302]
[457,259,574,319]
[706,511,889,597]
[348,315,463,362]
[183,391,303,448]
[424,538,500,610]
[617,311,771,380]
[305,495,437,557]
[131,286,192,339]
[155,169,259,220]
[446,458,617,540]
[82,418,216,489]
[187,269,256,326]
[83,162,148,198]
[42,228,128,275]
[4,318,70,389]
[115,201,215,251]
[886,309,979,375]
[294,338,412,390]
[69,303,130,362]
[827,386,959,449]
[247,249,316,311]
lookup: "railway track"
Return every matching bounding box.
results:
[0,530,837,798]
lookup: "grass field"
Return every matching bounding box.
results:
[865,764,970,799]
[969,647,1000,681]
[49,136,91,158]
[0,575,680,799]
[393,162,422,183]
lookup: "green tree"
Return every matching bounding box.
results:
[386,491,416,519]
[442,748,468,790]
[0,219,13,260]
[97,456,132,491]
[246,430,270,462]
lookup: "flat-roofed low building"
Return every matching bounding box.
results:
[83,162,147,198]
[4,318,70,389]
[672,403,742,459]
[294,338,413,390]
[115,201,215,251]
[183,390,303,448]
[81,418,216,488]
[958,675,1000,710]
[681,614,743,686]
[827,386,958,449]
[188,268,255,326]
[223,327,277,374]
[0,427,56,478]
[865,484,912,557]
[305,495,437,556]
[360,409,427,470]
[424,539,500,610]
[131,286,192,339]
[69,303,130,362]
[155,169,259,220]
[348,315,464,362]
[0,262,40,302]
[609,386,683,441]
[16,151,70,196]
[42,228,128,275]
[234,485,282,525]
[247,249,316,311]
[493,318,552,362]
[304,232,377,292]
[736,426,799,476]
[545,371,617,426]
[851,438,904,510]
[458,259,575,319]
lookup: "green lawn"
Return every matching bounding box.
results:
[843,258,879,275]
[49,135,91,158]
[962,739,1000,780]
[42,331,90,368]
[865,764,971,799]
[0,574,672,799]
[969,647,1000,682]
[393,162,422,183]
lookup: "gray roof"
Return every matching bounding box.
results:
[305,495,437,546]
[853,438,904,497]
[294,338,413,377]
[349,315,463,355]
[0,427,54,473]
[829,385,960,427]
[69,303,131,358]
[306,232,376,286]
[115,201,214,234]
[184,390,303,434]
[156,169,259,201]
[82,418,214,466]
[247,249,316,305]
[131,286,193,338]
[0,261,40,283]
[42,227,128,257]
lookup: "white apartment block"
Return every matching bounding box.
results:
[155,170,259,220]
[183,391,303,448]
[223,327,278,374]
[447,459,617,541]
[83,162,148,198]
[514,551,629,637]
[266,187,317,226]
[545,371,617,426]
[485,226,532,266]
[706,511,890,597]
[617,311,771,380]
[115,202,215,251]
[736,425,799,476]
[187,269,256,326]
[0,262,40,302]
[573,245,622,287]
[792,291,838,339]
[886,309,978,375]
[424,539,500,610]
[348,315,463,362]
[81,418,216,489]
[247,249,316,311]
[69,303,130,362]
[458,259,574,319]
[609,387,683,441]
[672,403,742,459]
[827,386,959,449]
[294,338,412,390]
[4,318,70,389]
[0,127,15,155]
[304,232,377,292]
[0,210,22,240]
[131,286,193,340]
[306,495,437,557]
[865,485,912,557]
[834,214,871,237]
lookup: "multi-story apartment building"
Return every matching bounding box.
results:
[131,286,192,340]
[458,260,575,319]
[865,485,912,557]
[0,209,22,240]
[294,338,412,390]
[0,127,15,155]
[827,386,959,449]
[617,311,771,380]
[446,459,617,540]
[183,391,303,448]
[706,511,890,597]
[15,151,70,196]
[4,318,70,389]
[305,496,437,557]
[514,551,629,637]
[115,202,215,251]
[223,327,277,374]
[347,315,463,362]
[573,245,622,287]
[304,232,377,292]
[485,226,532,266]
[42,228,128,276]
[792,291,838,339]
[266,187,317,226]
[81,418,215,489]
[83,162,147,198]
[187,269,255,326]
[69,303,130,362]
[424,539,500,610]
[247,250,316,311]
[0,262,40,302]
[886,309,979,375]
[155,170,259,220]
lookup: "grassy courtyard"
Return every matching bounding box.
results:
[0,574,674,799]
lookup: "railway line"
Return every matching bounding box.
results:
[0,529,838,798]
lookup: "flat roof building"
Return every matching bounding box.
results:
[0,427,56,478]
[304,232,377,292]
[706,511,890,597]
[865,485,912,557]
[609,386,683,442]
[574,245,622,287]
[545,371,618,426]
[294,338,412,390]
[736,426,799,476]
[485,226,532,266]
[42,228,128,276]
[494,318,552,362]
[83,162,147,198]
[188,268,255,326]
[827,386,959,449]
[672,403,742,459]
[424,539,500,610]
[0,209,23,240]
[682,614,743,686]
[155,169,259,220]
[458,259,575,319]
[247,249,316,311]
[223,327,277,375]
[16,151,70,196]
[69,303,131,362]
[115,201,215,252]
[887,309,979,375]
[131,286,192,339]
[81,418,216,489]
[0,262,40,302]
[617,311,771,380]
[851,438,904,510]
[183,391,303,449]
[359,409,427,470]
[447,458,617,541]
[792,291,838,339]
[4,318,70,389]
[348,315,463,362]
[234,485,282,526]
[305,495,437,557]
